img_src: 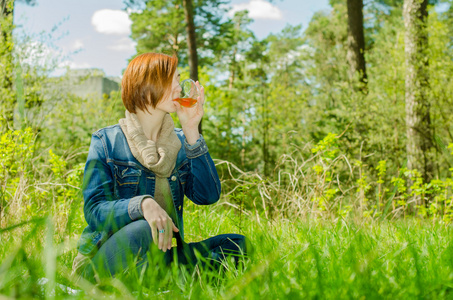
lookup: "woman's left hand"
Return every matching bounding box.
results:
[175,81,204,134]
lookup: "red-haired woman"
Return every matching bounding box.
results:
[72,53,249,280]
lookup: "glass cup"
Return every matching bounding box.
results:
[173,79,200,108]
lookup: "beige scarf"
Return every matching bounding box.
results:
[119,110,181,215]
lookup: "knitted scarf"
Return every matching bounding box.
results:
[119,110,181,216]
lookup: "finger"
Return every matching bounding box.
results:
[150,221,158,246]
[164,218,171,251]
[198,98,205,115]
[168,231,173,250]
[172,222,179,232]
[166,219,172,250]
[195,81,203,101]
[162,218,171,252]
[199,87,205,105]
[196,80,203,90]
[158,223,164,251]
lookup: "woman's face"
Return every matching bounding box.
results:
[155,70,181,114]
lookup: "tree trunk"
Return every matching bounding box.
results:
[0,0,15,127]
[346,0,367,89]
[182,0,202,134]
[403,0,433,195]
[182,0,198,82]
[262,85,269,178]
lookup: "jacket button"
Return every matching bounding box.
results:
[171,176,177,181]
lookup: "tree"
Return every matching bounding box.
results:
[259,25,305,177]
[0,0,36,127]
[403,0,433,188]
[214,11,254,165]
[1,0,16,126]
[128,0,185,57]
[182,0,201,133]
[182,0,198,82]
[346,0,367,89]
[302,4,352,142]
[126,0,230,67]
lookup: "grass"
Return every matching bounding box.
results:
[2,128,453,299]
[2,199,453,299]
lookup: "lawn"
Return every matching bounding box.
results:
[1,200,453,299]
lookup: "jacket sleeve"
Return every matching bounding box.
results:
[183,134,221,205]
[82,133,148,233]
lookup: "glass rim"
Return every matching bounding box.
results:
[180,78,203,89]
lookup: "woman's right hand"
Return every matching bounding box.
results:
[141,197,179,252]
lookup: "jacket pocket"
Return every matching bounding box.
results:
[113,164,141,199]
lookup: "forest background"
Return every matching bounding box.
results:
[2,0,453,298]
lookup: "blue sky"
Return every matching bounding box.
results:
[14,0,331,77]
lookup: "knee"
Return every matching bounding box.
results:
[116,219,153,251]
[220,234,252,268]
[237,235,253,257]
[223,234,252,257]
[231,234,246,251]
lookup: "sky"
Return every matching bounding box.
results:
[14,0,331,77]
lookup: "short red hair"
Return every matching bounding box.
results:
[121,53,178,113]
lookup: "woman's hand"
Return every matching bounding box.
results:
[141,197,179,252]
[175,81,204,144]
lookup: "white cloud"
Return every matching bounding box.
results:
[229,0,283,20]
[92,9,131,35]
[108,37,136,52]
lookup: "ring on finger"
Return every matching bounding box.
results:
[159,229,165,234]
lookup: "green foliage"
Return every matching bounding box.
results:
[0,126,85,229]
[127,0,231,66]
[0,127,34,178]
[0,0,16,126]
[38,88,124,158]
[2,0,453,297]
[0,127,35,216]
[49,149,67,177]
[129,0,186,56]
[311,132,339,159]
[376,160,387,183]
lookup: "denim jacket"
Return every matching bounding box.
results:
[77,124,221,257]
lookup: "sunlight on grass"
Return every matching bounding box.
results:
[2,203,453,299]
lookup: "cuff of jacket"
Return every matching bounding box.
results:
[184,134,209,159]
[128,195,152,220]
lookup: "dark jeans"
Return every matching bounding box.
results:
[81,220,249,279]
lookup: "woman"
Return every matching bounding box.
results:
[72,53,248,280]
